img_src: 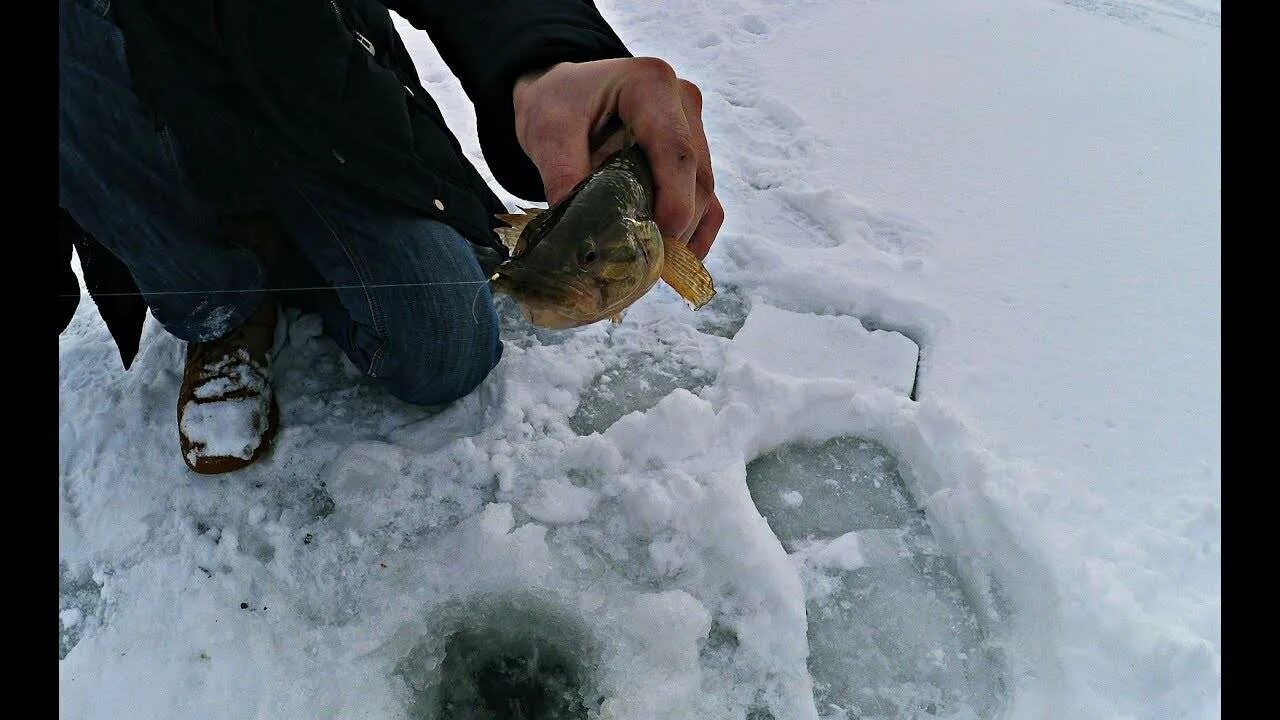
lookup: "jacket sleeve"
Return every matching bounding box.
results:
[379,0,632,201]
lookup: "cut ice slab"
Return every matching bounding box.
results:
[747,437,1007,719]
[730,304,918,396]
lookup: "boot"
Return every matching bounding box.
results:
[177,296,281,474]
[176,212,287,474]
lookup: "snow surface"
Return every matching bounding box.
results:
[60,1,1219,718]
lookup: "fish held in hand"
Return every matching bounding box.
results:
[490,143,715,329]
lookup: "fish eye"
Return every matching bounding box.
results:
[577,242,598,268]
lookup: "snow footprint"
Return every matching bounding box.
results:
[739,14,770,36]
[187,514,279,574]
[695,31,723,49]
[1058,0,1220,31]
[778,188,932,261]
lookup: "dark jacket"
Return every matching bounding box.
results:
[60,0,632,366]
[58,210,149,369]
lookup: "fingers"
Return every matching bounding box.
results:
[616,58,700,239]
[677,79,716,246]
[688,196,725,260]
[511,57,725,259]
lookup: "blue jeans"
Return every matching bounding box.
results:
[58,0,502,405]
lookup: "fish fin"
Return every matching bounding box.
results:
[496,209,546,256]
[494,226,526,256]
[661,238,716,310]
[495,212,531,228]
[610,312,624,325]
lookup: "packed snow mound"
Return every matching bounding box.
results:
[61,298,988,719]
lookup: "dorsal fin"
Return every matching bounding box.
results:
[494,226,524,255]
[495,209,542,230]
[493,208,545,257]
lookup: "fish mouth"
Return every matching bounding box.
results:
[489,219,661,329]
[491,265,608,329]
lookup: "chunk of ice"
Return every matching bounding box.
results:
[731,304,918,395]
[747,437,1007,718]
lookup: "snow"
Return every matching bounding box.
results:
[180,396,271,462]
[59,0,1219,718]
[60,607,83,629]
[790,531,866,572]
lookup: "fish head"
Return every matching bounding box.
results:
[492,209,665,329]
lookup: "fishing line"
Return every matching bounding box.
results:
[55,279,494,299]
[468,278,494,325]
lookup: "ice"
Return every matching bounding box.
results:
[568,350,710,436]
[747,437,1007,718]
[58,562,104,661]
[802,558,1004,720]
[396,595,599,719]
[748,437,919,545]
[568,318,724,436]
[433,631,587,719]
[730,304,918,397]
[691,285,751,339]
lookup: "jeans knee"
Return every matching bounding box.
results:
[159,294,264,343]
[381,300,502,406]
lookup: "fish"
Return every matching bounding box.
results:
[488,142,716,329]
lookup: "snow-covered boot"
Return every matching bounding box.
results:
[176,296,281,474]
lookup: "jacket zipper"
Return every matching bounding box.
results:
[328,0,425,111]
[328,0,375,56]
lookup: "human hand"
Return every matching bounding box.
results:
[512,57,723,260]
